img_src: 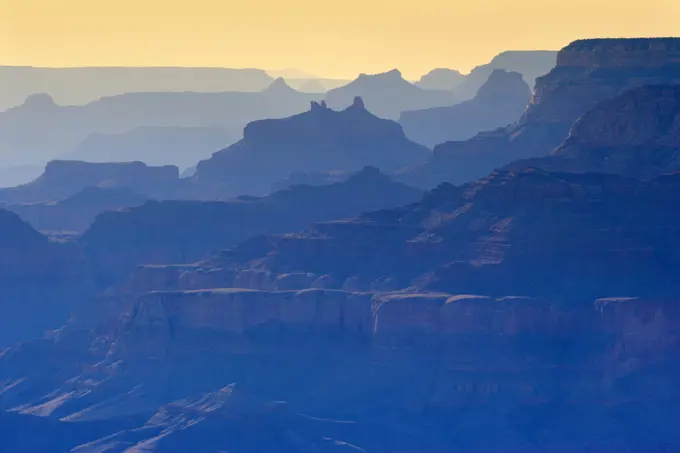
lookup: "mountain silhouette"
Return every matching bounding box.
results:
[415,68,465,91]
[0,79,320,167]
[400,70,531,147]
[399,38,680,188]
[191,98,430,196]
[0,66,275,111]
[324,69,457,119]
[452,50,557,99]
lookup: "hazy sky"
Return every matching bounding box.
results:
[1,0,678,79]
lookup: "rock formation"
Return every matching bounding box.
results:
[400,70,531,147]
[400,38,680,188]
[191,98,430,196]
[130,169,680,300]
[3,165,680,451]
[0,160,181,203]
[80,167,422,286]
[2,287,679,452]
[507,84,680,178]
[3,40,680,452]
[324,69,457,119]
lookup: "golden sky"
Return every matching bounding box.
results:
[1,0,678,79]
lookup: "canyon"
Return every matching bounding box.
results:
[400,38,680,188]
[1,38,680,452]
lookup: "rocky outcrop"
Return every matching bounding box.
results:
[5,162,680,448]
[508,84,680,178]
[2,289,680,452]
[324,69,457,119]
[0,160,180,203]
[191,99,430,196]
[5,186,149,233]
[400,70,531,147]
[183,169,680,300]
[401,38,680,188]
[522,38,680,125]
[81,167,422,286]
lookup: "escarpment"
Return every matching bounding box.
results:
[400,38,680,188]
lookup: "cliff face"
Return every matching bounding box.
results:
[168,169,680,301]
[80,167,422,286]
[522,38,680,125]
[400,70,531,147]
[0,160,180,203]
[2,289,679,452]
[508,85,680,178]
[4,166,680,451]
[400,38,680,188]
[192,98,430,196]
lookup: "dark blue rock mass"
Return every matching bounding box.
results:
[1,38,680,453]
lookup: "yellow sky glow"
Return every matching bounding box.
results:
[1,0,679,79]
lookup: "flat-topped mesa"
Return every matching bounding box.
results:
[0,160,181,203]
[42,160,178,186]
[556,38,680,68]
[523,37,680,125]
[192,97,429,196]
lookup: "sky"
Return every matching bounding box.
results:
[1,0,679,79]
